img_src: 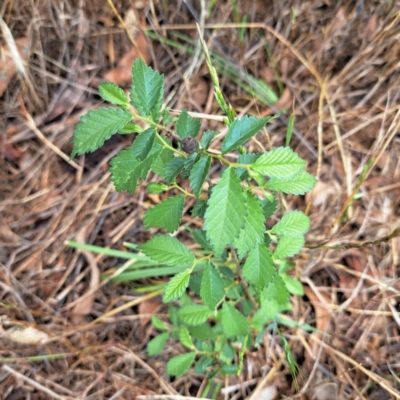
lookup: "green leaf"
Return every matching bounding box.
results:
[161,107,175,125]
[221,303,250,337]
[118,121,143,134]
[139,151,160,180]
[189,155,211,198]
[152,146,174,178]
[221,115,270,154]
[71,108,132,157]
[165,157,185,183]
[190,228,212,250]
[194,355,214,374]
[282,274,304,296]
[219,266,235,282]
[147,182,169,194]
[110,145,159,194]
[110,151,141,194]
[169,304,179,327]
[148,332,169,356]
[178,304,212,326]
[182,152,199,180]
[251,147,306,178]
[279,331,301,391]
[219,343,235,362]
[242,243,275,290]
[151,316,168,330]
[264,273,289,305]
[234,191,265,258]
[221,364,239,375]
[236,153,260,180]
[188,273,202,295]
[273,235,305,258]
[176,109,201,139]
[98,81,129,107]
[261,273,290,318]
[286,113,295,147]
[271,210,310,236]
[250,308,270,331]
[191,200,207,218]
[242,299,254,316]
[200,130,218,150]
[260,194,277,219]
[226,282,241,300]
[266,169,317,195]
[138,235,194,266]
[179,326,195,349]
[189,323,216,340]
[144,195,184,233]
[130,128,155,160]
[200,262,225,310]
[204,168,247,256]
[276,260,294,274]
[166,352,196,377]
[163,269,191,302]
[130,58,164,122]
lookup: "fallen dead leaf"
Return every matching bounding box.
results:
[0,140,21,161]
[304,285,336,359]
[4,327,49,345]
[313,382,338,400]
[273,87,292,111]
[261,87,292,116]
[304,286,332,335]
[259,66,276,85]
[0,213,26,245]
[251,385,278,400]
[279,55,290,79]
[0,37,30,96]
[190,77,209,107]
[104,48,139,85]
[363,13,379,39]
[71,228,100,325]
[326,7,347,36]
[146,194,161,204]
[138,297,162,341]
[103,8,150,86]
[306,180,337,207]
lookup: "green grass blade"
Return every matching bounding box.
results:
[110,263,205,283]
[66,240,150,261]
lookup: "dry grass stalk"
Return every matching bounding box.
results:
[1,0,400,398]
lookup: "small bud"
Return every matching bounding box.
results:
[182,137,198,154]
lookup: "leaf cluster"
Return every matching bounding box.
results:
[71,58,316,381]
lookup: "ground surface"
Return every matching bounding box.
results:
[1,1,400,399]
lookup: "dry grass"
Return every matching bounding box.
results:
[1,0,400,399]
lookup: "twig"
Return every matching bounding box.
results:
[309,336,400,398]
[112,345,177,395]
[19,98,82,171]
[306,227,400,250]
[2,365,70,400]
[106,0,145,61]
[136,397,211,400]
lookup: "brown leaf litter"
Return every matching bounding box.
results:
[2,0,400,398]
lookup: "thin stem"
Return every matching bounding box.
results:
[171,183,196,198]
[156,133,186,156]
[128,107,186,156]
[197,150,251,170]
[129,108,172,134]
[231,248,257,308]
[197,150,231,166]
[215,281,236,309]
